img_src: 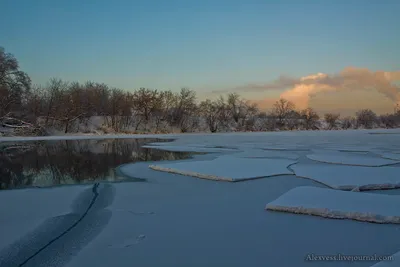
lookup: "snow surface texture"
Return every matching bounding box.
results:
[149,156,296,182]
[291,164,400,191]
[306,152,399,167]
[266,186,400,224]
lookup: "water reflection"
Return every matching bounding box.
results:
[0,138,192,190]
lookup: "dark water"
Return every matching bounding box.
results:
[0,138,192,190]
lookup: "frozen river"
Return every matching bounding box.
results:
[1,129,400,267]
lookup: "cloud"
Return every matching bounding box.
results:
[219,67,400,111]
[212,75,299,94]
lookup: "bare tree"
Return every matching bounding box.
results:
[199,99,220,132]
[42,78,68,126]
[324,113,340,130]
[271,99,296,129]
[286,110,301,130]
[341,116,355,130]
[174,88,197,132]
[132,88,160,128]
[214,96,230,131]
[379,114,398,129]
[152,90,178,132]
[241,101,259,131]
[300,107,320,130]
[356,109,378,129]
[227,93,242,123]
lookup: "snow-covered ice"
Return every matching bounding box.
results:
[266,186,400,224]
[2,129,400,266]
[306,152,399,167]
[292,164,400,191]
[149,156,296,181]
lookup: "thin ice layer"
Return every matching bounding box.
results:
[266,186,400,224]
[141,145,236,153]
[149,156,296,181]
[292,164,400,191]
[306,153,399,167]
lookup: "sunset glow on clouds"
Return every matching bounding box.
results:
[215,67,400,115]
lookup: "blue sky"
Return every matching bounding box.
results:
[1,0,399,99]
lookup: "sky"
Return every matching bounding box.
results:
[1,0,400,115]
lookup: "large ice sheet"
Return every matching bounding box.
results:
[149,156,296,181]
[266,186,400,224]
[292,164,400,191]
[307,152,399,167]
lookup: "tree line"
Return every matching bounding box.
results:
[1,46,400,136]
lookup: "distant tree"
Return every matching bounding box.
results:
[300,107,320,130]
[42,78,68,126]
[214,96,231,130]
[271,99,296,129]
[341,116,354,129]
[174,88,197,132]
[199,99,221,132]
[227,93,242,123]
[324,113,340,130]
[105,88,127,131]
[286,110,301,130]
[356,109,378,129]
[132,88,159,129]
[379,114,398,129]
[240,101,259,131]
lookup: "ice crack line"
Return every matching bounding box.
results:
[19,183,100,267]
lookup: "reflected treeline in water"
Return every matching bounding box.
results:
[0,138,192,190]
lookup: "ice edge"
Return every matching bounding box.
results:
[265,205,400,224]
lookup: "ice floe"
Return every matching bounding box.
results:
[266,186,400,224]
[149,156,296,181]
[292,164,400,191]
[306,152,399,167]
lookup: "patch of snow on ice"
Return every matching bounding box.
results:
[266,186,400,224]
[292,164,400,191]
[306,152,399,167]
[149,156,296,182]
